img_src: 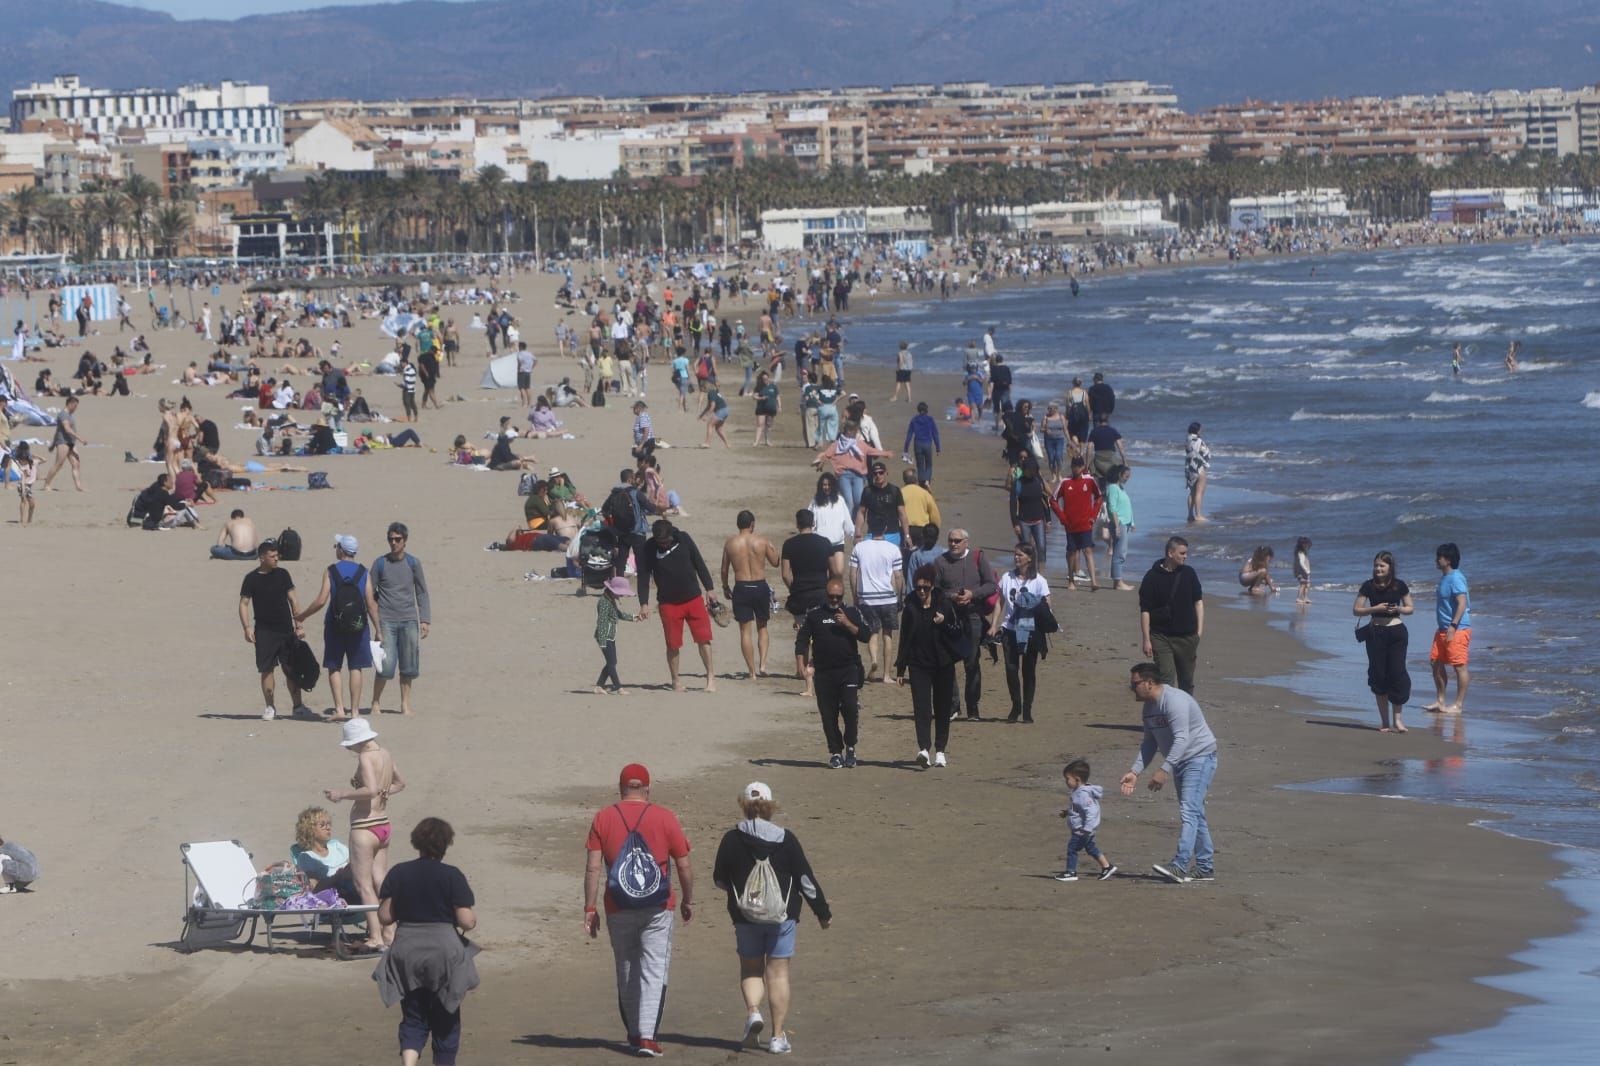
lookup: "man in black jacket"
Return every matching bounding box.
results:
[796,577,871,768]
[637,519,718,692]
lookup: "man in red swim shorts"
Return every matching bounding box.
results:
[636,519,718,692]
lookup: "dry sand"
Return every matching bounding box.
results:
[0,268,1569,1064]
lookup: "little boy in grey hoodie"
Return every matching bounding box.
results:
[1057,760,1116,882]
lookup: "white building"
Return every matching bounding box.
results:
[519,119,629,180]
[1229,189,1350,231]
[11,74,284,174]
[994,200,1175,238]
[289,118,382,172]
[761,206,932,250]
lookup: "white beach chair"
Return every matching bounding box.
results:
[179,840,377,959]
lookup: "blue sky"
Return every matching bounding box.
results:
[135,0,443,19]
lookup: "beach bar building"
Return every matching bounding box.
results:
[760,206,931,250]
[990,200,1175,239]
[1228,188,1350,231]
[1427,187,1539,222]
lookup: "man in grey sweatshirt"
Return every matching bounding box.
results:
[368,521,432,716]
[1120,661,1219,884]
[933,529,997,720]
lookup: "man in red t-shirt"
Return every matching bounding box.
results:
[583,763,694,1057]
[1052,455,1104,590]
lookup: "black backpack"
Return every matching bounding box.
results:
[277,527,302,561]
[601,487,637,532]
[329,564,368,634]
[591,384,607,407]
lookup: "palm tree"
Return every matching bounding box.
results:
[122,174,160,258]
[153,202,194,257]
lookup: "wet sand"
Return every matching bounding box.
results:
[0,274,1571,1064]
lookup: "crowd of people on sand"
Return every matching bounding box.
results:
[0,244,1487,1063]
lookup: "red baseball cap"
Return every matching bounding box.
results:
[619,763,651,789]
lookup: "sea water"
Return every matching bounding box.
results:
[842,238,1600,1058]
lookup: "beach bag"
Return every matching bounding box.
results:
[329,565,368,634]
[605,804,669,909]
[736,851,790,925]
[248,862,306,910]
[277,527,302,561]
[517,472,536,497]
[284,638,320,692]
[307,471,332,490]
[591,385,606,407]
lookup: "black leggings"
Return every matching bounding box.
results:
[1004,630,1042,719]
[909,664,954,753]
[596,640,621,689]
[1364,623,1411,706]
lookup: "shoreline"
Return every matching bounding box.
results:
[0,274,1578,1062]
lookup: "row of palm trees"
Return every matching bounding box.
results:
[10,148,1600,261]
[3,174,195,260]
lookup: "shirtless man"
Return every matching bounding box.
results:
[324,719,404,954]
[720,509,781,678]
[210,509,259,560]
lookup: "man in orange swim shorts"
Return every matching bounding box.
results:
[636,519,718,693]
[1424,542,1471,714]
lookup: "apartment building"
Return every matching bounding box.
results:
[1390,86,1600,156]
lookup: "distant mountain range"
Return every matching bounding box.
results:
[3,0,1598,108]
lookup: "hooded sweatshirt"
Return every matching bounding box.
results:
[711,818,831,925]
[1068,783,1104,834]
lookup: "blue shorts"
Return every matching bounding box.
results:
[323,629,374,671]
[1065,529,1095,551]
[734,918,797,959]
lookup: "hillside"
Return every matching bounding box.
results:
[1,0,1597,107]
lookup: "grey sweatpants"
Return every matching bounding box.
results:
[606,907,675,1040]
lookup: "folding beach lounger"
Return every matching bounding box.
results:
[179,840,377,959]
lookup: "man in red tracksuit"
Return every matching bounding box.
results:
[1052,455,1104,590]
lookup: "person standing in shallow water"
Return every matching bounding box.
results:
[1184,422,1211,524]
[1353,550,1414,733]
[1424,542,1471,715]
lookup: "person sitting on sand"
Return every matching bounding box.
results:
[0,833,40,893]
[526,394,564,438]
[451,435,489,466]
[212,508,259,560]
[1238,546,1278,595]
[548,470,589,511]
[488,417,537,471]
[132,473,203,530]
[548,379,588,408]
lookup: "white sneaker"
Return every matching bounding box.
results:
[742,1013,764,1048]
[934,751,947,768]
[768,1033,792,1055]
[261,706,277,721]
[916,749,930,768]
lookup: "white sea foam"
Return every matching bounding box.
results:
[1424,391,1506,403]
[1523,324,1561,335]
[1429,322,1499,337]
[1298,491,1369,502]
[1513,359,1563,372]
[1398,512,1436,524]
[1349,324,1423,340]
[1246,332,1348,343]
[1582,392,1600,410]
[1290,410,1391,422]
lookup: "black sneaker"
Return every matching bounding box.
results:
[843,748,858,768]
[828,753,844,769]
[1191,869,1215,882]
[1098,865,1118,881]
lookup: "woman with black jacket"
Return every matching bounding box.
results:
[895,564,966,768]
[712,782,831,1055]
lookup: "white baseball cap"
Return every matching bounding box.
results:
[335,534,359,555]
[744,781,773,802]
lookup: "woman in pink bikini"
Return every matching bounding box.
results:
[324,718,405,954]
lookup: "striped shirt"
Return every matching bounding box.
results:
[632,411,653,446]
[401,364,418,394]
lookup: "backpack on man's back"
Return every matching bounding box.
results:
[329,564,368,634]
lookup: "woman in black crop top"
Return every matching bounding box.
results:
[1353,550,1415,732]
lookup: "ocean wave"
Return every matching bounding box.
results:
[1424,391,1506,403]
[1398,512,1436,524]
[1349,324,1423,340]
[1582,392,1600,410]
[1297,491,1370,502]
[1429,322,1499,337]
[1514,359,1563,372]
[1246,332,1348,343]
[1290,410,1391,421]
[1523,324,1561,335]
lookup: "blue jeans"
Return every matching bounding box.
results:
[1109,524,1128,582]
[1044,435,1066,475]
[377,619,421,680]
[816,404,839,444]
[1066,831,1103,874]
[913,442,935,484]
[837,470,864,515]
[1018,520,1046,564]
[1172,752,1217,874]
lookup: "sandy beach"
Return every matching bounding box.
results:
[0,266,1573,1064]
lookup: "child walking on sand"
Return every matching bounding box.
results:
[10,443,41,525]
[594,575,636,694]
[1294,536,1313,604]
[1057,760,1116,882]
